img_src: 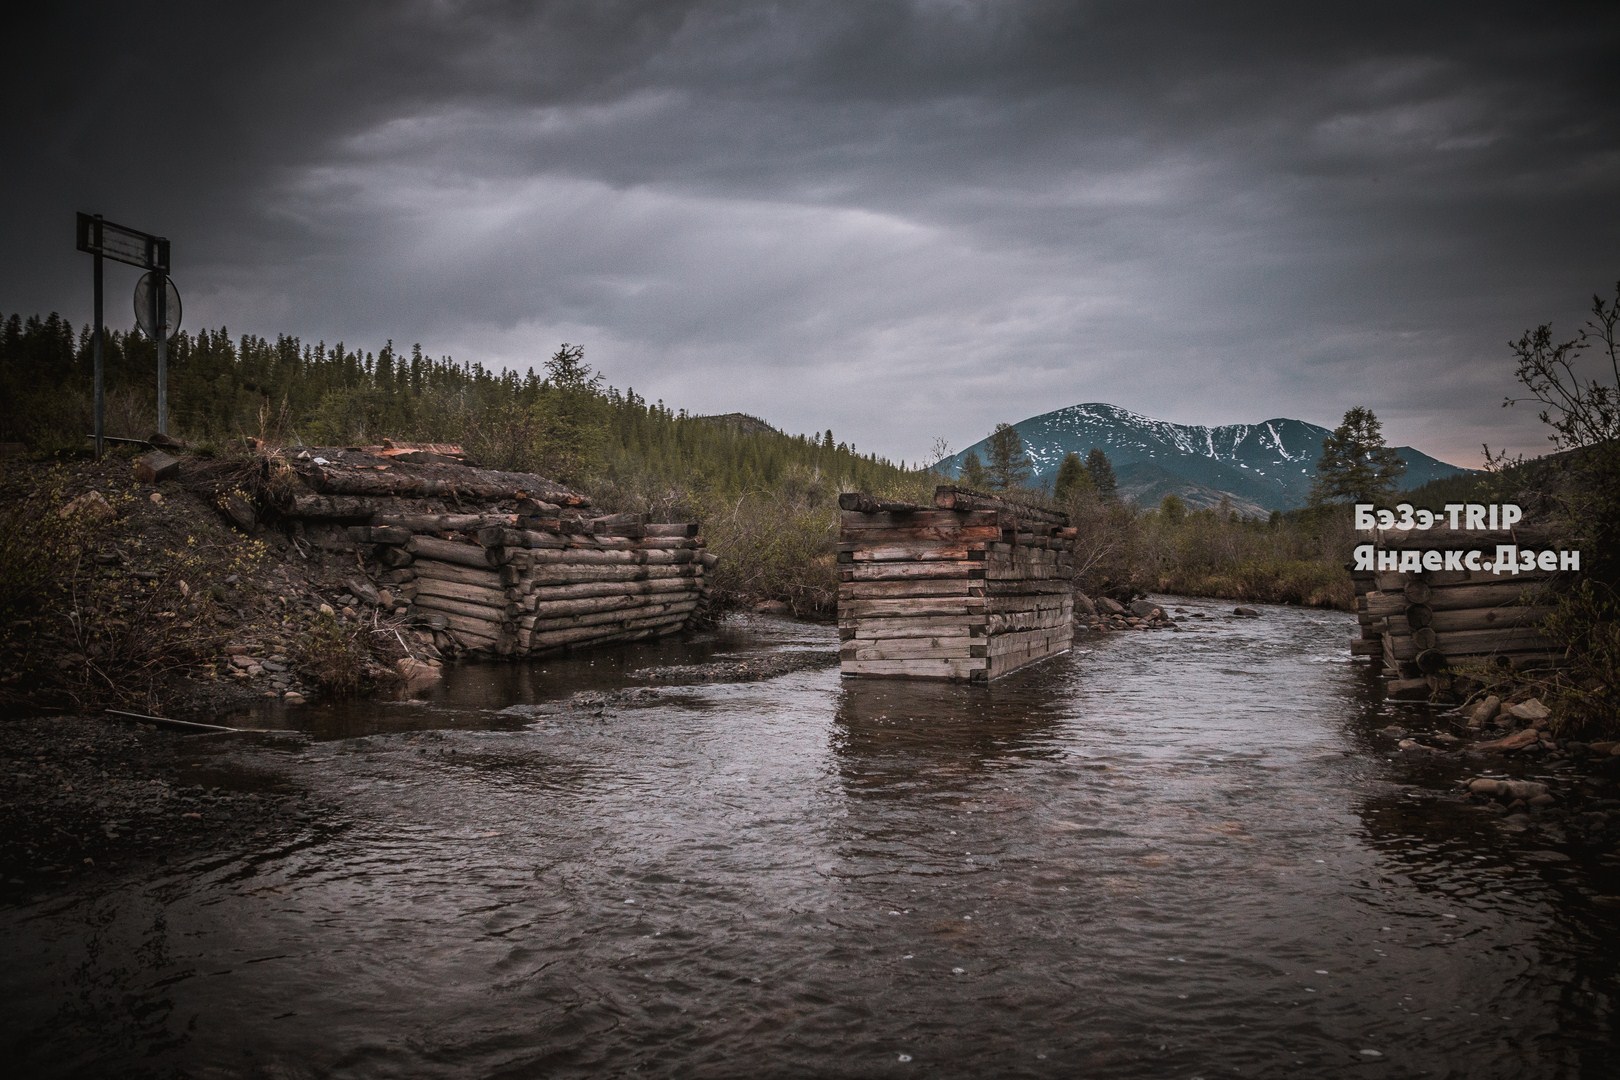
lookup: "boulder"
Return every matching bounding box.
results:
[218,493,257,533]
[1129,599,1164,619]
[59,490,116,523]
[1507,698,1551,723]
[1098,596,1126,616]
[396,657,442,686]
[1467,777,1551,802]
[346,576,381,606]
[1468,695,1501,729]
[1473,728,1541,754]
[1233,606,1260,618]
[1073,591,1097,617]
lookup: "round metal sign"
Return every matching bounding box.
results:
[133,272,182,340]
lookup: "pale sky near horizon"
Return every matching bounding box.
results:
[4,1,1616,467]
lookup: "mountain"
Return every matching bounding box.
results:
[936,403,1473,513]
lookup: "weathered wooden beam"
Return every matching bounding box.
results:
[840,509,999,529]
[838,492,930,514]
[519,599,699,633]
[1425,580,1562,611]
[300,459,587,505]
[1432,605,1554,632]
[408,534,497,569]
[372,512,516,532]
[840,657,989,680]
[840,638,985,661]
[1372,567,1556,592]
[839,578,977,599]
[586,513,645,536]
[499,559,699,582]
[839,562,984,582]
[932,485,1067,525]
[274,492,378,520]
[409,559,504,588]
[841,597,986,618]
[842,612,978,637]
[420,609,508,642]
[477,526,569,550]
[414,576,510,609]
[521,578,699,602]
[836,524,1002,545]
[519,593,656,619]
[1385,625,1558,661]
[842,544,976,562]
[412,592,515,623]
[348,524,414,546]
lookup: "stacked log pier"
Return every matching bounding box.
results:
[261,445,712,658]
[1348,526,1568,697]
[837,487,1077,682]
[1348,565,1384,669]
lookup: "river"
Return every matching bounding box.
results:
[3,596,1618,1078]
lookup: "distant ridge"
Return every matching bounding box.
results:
[694,412,780,436]
[936,403,1473,513]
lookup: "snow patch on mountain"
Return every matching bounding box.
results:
[937,402,1471,513]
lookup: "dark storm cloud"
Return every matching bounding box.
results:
[5,1,1617,464]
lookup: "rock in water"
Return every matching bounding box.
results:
[396,657,442,686]
[1467,777,1551,802]
[1468,695,1501,729]
[1474,728,1540,754]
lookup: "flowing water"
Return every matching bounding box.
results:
[4,597,1619,1078]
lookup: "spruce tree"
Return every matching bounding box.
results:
[959,450,989,490]
[985,423,1033,491]
[1310,406,1405,505]
[1085,448,1117,499]
[1053,451,1093,504]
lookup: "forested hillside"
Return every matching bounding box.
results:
[0,312,933,615]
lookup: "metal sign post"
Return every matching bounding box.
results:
[134,271,182,434]
[75,212,174,455]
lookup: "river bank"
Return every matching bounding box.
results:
[6,599,1620,1077]
[4,451,1614,912]
[6,600,1618,901]
[0,449,438,720]
[0,716,321,894]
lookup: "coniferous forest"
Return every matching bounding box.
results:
[0,312,935,616]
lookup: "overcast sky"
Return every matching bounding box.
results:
[4,1,1616,466]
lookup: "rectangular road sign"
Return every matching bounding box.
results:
[75,212,170,272]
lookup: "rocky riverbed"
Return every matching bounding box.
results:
[0,716,323,895]
[1371,691,1620,850]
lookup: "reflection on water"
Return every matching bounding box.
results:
[2,598,1617,1077]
